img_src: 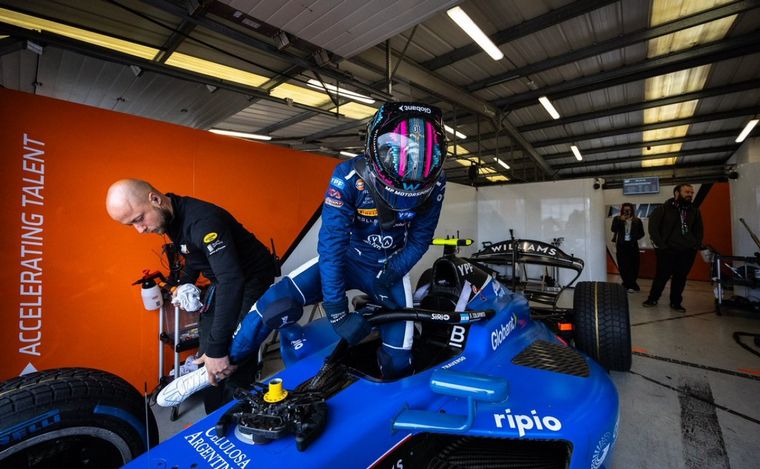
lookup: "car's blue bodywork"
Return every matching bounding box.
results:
[126,269,619,468]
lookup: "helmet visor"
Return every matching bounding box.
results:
[373,117,444,190]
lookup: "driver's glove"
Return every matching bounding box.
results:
[171,284,203,312]
[323,297,371,345]
[373,268,400,309]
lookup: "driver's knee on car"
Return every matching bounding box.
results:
[230,277,305,363]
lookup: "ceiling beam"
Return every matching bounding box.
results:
[471,163,727,187]
[304,117,372,143]
[150,0,213,63]
[517,79,760,132]
[0,36,24,56]
[257,110,322,135]
[427,80,760,144]
[498,116,553,176]
[542,131,739,159]
[137,0,393,102]
[465,142,737,173]
[493,30,760,111]
[340,48,554,176]
[466,0,760,91]
[557,160,727,179]
[350,47,499,120]
[551,145,739,170]
[421,0,618,70]
[0,22,344,118]
[603,172,728,188]
[531,108,758,148]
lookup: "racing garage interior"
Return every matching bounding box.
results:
[1,0,760,468]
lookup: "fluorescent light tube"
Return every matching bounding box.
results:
[209,129,272,141]
[538,96,560,120]
[494,157,510,169]
[444,125,467,139]
[446,7,503,61]
[340,151,358,157]
[306,79,375,104]
[736,119,759,143]
[570,145,583,161]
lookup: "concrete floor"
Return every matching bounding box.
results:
[609,277,760,469]
[152,277,760,468]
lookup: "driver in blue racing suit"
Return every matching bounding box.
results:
[230,102,448,379]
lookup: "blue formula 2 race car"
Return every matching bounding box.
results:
[0,238,631,468]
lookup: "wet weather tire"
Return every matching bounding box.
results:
[573,281,632,371]
[0,367,158,468]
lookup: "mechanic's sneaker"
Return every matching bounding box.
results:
[157,367,210,407]
[670,304,686,313]
[642,299,657,307]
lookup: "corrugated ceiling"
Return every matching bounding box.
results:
[0,0,758,186]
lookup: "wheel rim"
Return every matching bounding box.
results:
[0,426,133,468]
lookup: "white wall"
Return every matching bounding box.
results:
[728,137,760,298]
[477,179,607,282]
[281,182,479,298]
[284,178,612,294]
[409,182,478,283]
[729,137,760,256]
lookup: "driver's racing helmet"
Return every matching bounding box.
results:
[365,102,447,211]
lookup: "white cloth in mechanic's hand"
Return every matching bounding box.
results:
[171,284,203,312]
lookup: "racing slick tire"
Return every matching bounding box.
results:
[0,367,158,468]
[572,281,632,371]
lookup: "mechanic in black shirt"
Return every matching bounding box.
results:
[106,178,276,411]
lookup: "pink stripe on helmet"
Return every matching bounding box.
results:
[424,121,434,177]
[398,120,407,177]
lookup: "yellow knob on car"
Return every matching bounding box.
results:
[263,378,288,403]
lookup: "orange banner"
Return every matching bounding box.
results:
[0,88,337,390]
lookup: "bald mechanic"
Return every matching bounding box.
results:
[106,179,276,412]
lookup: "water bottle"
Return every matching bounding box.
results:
[141,278,163,310]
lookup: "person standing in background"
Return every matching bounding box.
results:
[611,203,645,293]
[643,184,704,312]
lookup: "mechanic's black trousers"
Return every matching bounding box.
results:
[199,270,275,414]
[615,241,641,290]
[648,248,697,306]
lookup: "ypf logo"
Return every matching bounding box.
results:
[366,234,393,249]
